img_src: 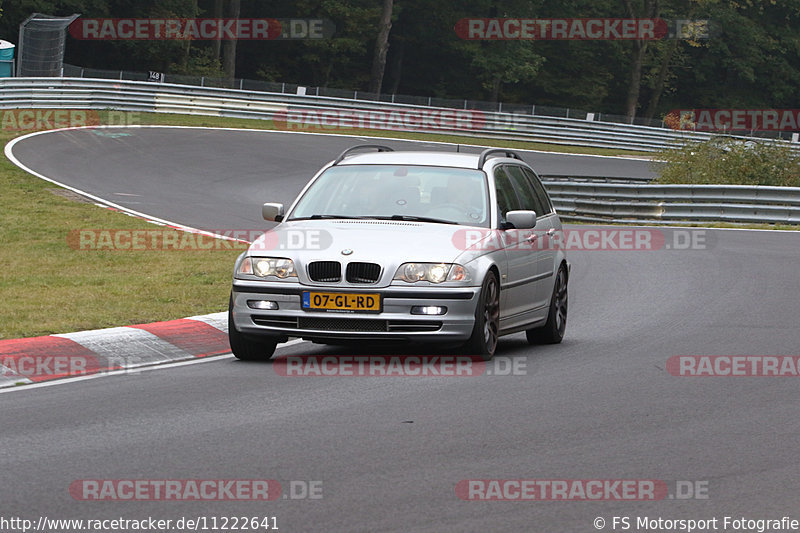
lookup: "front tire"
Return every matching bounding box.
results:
[228,296,277,361]
[463,271,500,360]
[526,264,568,345]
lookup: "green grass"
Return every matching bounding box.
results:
[652,137,800,186]
[0,154,245,339]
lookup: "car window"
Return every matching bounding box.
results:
[289,164,490,227]
[505,165,545,216]
[493,167,521,225]
[522,167,554,215]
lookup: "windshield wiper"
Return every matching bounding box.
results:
[370,215,458,225]
[291,214,458,225]
[291,214,367,220]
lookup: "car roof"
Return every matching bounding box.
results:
[335,151,519,169]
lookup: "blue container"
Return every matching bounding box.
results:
[0,40,15,77]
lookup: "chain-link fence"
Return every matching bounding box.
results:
[59,63,797,141]
[61,63,670,128]
[17,13,80,77]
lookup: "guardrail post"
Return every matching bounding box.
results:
[201,76,205,87]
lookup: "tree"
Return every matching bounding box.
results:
[211,0,223,63]
[622,0,658,122]
[469,41,544,102]
[453,0,546,102]
[368,0,393,94]
[279,0,379,88]
[222,0,239,85]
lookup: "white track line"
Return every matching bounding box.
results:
[0,338,307,395]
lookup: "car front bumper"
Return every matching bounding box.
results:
[230,280,480,344]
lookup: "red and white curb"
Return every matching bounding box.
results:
[0,312,230,388]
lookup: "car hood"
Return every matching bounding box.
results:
[247,219,492,282]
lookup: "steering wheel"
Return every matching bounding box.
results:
[426,202,468,216]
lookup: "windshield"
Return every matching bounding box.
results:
[289,165,490,227]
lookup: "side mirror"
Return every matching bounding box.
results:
[505,210,537,229]
[262,202,285,222]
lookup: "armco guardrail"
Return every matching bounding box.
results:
[541,180,800,225]
[2,77,799,225]
[1,76,790,153]
[541,174,655,184]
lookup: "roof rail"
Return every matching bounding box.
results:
[333,145,394,165]
[477,148,523,169]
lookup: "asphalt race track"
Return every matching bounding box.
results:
[8,127,657,230]
[4,127,800,532]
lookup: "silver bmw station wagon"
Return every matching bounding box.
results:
[229,145,569,360]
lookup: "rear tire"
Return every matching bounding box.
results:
[463,271,500,361]
[228,295,277,361]
[526,264,568,345]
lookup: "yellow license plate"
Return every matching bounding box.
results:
[302,292,381,313]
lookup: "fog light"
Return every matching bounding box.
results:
[411,305,447,315]
[247,300,279,310]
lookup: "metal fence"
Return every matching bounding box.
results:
[62,63,673,129]
[541,179,800,225]
[59,64,800,143]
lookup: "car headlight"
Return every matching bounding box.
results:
[393,263,470,283]
[237,256,297,279]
